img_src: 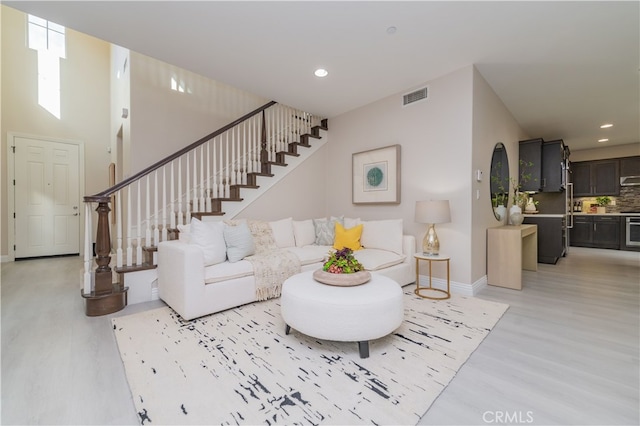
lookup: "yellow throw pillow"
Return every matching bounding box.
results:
[333,222,363,250]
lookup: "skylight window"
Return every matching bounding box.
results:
[28,14,66,119]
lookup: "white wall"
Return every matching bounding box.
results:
[471,67,529,283]
[325,66,475,286]
[128,52,269,173]
[1,5,111,257]
[237,144,330,221]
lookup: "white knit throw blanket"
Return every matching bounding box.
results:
[246,250,301,301]
[243,220,301,301]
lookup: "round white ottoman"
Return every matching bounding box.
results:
[280,270,404,358]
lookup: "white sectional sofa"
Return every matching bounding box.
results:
[157,216,416,320]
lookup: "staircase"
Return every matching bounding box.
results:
[80,101,327,316]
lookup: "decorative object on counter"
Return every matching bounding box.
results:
[415,200,451,255]
[525,197,539,213]
[595,196,611,214]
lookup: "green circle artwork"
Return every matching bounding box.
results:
[367,166,384,187]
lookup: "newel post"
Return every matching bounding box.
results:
[81,195,128,317]
[94,198,112,293]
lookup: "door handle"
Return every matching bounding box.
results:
[73,213,79,216]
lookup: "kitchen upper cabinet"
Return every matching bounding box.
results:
[541,140,568,192]
[570,215,620,249]
[571,159,620,196]
[518,138,567,192]
[620,156,640,177]
[519,139,542,192]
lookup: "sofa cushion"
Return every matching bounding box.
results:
[360,219,404,255]
[269,217,296,248]
[313,216,344,246]
[204,260,254,284]
[333,223,363,250]
[293,220,316,247]
[285,245,332,266]
[223,222,255,262]
[188,218,226,266]
[353,249,406,271]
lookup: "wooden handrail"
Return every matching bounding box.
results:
[85,100,277,201]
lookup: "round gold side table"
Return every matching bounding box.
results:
[414,253,450,300]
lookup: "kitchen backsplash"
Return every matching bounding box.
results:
[530,186,640,214]
[576,186,640,213]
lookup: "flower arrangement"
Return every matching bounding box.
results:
[323,247,364,274]
[595,196,611,207]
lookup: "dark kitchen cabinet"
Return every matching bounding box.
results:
[519,138,567,192]
[571,160,620,196]
[541,140,568,192]
[519,139,542,192]
[523,216,565,264]
[620,156,640,177]
[570,215,620,249]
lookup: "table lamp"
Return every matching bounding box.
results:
[415,200,451,255]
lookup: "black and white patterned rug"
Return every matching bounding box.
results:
[112,290,508,425]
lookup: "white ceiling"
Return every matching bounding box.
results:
[6,1,639,152]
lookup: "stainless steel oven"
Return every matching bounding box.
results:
[626,217,640,247]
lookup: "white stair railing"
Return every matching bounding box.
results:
[81,102,323,298]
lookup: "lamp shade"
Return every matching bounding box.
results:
[415,200,451,224]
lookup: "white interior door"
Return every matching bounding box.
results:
[14,136,80,258]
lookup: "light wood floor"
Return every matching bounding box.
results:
[1,247,638,425]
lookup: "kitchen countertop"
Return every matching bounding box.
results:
[523,213,565,218]
[573,212,640,216]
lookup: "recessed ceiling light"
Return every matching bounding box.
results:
[314,68,328,78]
[600,123,613,128]
[387,26,397,35]
[598,138,609,143]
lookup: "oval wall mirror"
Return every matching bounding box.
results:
[490,143,509,221]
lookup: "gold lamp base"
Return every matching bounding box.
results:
[423,223,440,255]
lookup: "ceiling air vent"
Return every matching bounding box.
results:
[403,87,428,106]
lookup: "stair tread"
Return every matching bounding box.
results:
[247,172,275,177]
[115,263,156,273]
[230,184,259,189]
[192,211,225,215]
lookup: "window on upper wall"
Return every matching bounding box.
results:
[28,14,66,57]
[28,14,66,119]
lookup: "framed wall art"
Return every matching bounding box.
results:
[352,144,401,204]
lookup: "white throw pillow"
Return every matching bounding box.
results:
[224,222,256,262]
[313,216,344,246]
[353,249,406,271]
[343,217,361,228]
[293,220,316,247]
[360,219,404,255]
[177,223,191,243]
[188,218,227,266]
[269,217,296,248]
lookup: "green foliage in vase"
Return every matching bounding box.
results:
[596,196,611,207]
[323,247,364,274]
[510,159,536,206]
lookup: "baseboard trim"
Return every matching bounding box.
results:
[416,274,487,297]
[1,255,11,263]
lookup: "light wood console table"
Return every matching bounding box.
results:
[487,224,538,290]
